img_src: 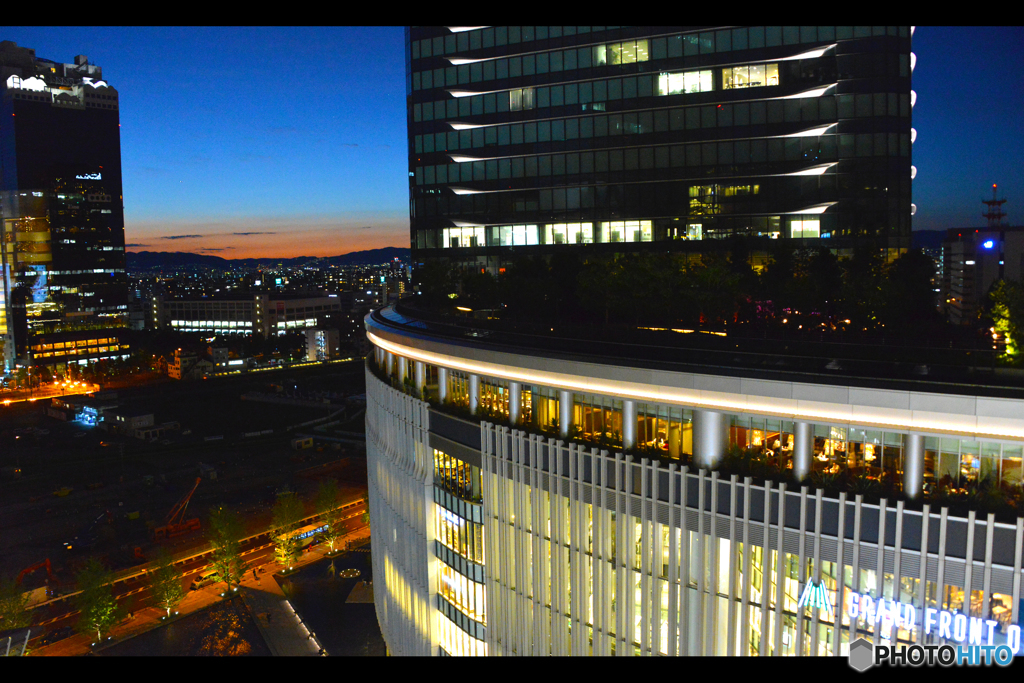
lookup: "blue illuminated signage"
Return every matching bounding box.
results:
[798,583,1022,653]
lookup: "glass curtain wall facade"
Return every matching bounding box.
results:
[407,26,913,273]
[0,42,127,372]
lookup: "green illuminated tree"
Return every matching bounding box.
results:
[149,548,185,617]
[208,506,247,593]
[271,494,305,570]
[316,479,345,555]
[990,279,1024,361]
[0,574,31,630]
[74,558,122,643]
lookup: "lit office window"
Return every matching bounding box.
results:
[789,218,820,238]
[593,39,649,65]
[722,63,779,90]
[657,70,713,95]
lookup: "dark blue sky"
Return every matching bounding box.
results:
[2,26,1021,256]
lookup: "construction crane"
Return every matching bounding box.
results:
[153,477,202,540]
[16,558,59,587]
[16,558,60,604]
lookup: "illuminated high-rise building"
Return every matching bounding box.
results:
[367,26,1024,659]
[0,41,129,374]
[407,26,915,275]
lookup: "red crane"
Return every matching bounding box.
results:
[16,558,59,586]
[153,477,202,540]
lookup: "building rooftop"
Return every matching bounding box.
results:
[376,301,1024,401]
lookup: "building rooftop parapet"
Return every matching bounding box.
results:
[376,304,1024,401]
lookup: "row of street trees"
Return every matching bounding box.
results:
[0,480,363,645]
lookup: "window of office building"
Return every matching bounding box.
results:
[599,220,653,243]
[479,379,510,419]
[636,403,692,459]
[930,438,1023,490]
[657,70,714,96]
[509,87,535,111]
[530,385,560,433]
[434,449,481,503]
[438,562,486,624]
[435,504,485,566]
[447,370,471,408]
[572,394,624,447]
[722,63,780,90]
[593,39,650,66]
[788,218,821,239]
[544,222,594,245]
[442,226,485,248]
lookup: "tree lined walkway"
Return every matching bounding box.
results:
[29,525,370,656]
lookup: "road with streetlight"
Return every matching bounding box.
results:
[25,500,368,653]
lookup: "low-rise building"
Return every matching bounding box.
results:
[305,328,340,361]
[168,348,213,380]
[102,407,153,434]
[152,293,342,337]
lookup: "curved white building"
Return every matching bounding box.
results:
[366,306,1024,657]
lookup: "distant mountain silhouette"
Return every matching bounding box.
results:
[127,246,410,270]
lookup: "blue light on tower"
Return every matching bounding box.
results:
[983,240,995,249]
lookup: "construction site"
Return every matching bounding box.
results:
[0,359,369,624]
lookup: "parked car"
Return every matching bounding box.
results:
[190,568,222,591]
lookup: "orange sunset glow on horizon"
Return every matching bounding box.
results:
[125,214,409,260]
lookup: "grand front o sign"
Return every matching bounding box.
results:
[797,582,1022,654]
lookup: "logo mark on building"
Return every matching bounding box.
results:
[797,581,834,617]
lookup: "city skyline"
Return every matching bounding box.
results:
[1,26,1022,259]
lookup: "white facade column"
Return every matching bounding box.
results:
[622,399,636,450]
[693,409,728,468]
[904,433,925,499]
[398,356,408,384]
[385,350,394,376]
[793,421,812,481]
[414,360,425,397]
[438,367,448,403]
[558,389,572,438]
[469,373,480,415]
[509,381,521,425]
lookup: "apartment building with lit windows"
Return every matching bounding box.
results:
[407,26,914,275]
[0,41,128,373]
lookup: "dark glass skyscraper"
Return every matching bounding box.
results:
[406,26,913,274]
[0,40,128,373]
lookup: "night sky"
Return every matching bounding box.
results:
[2,26,1021,258]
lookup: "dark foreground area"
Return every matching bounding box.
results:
[278,547,385,657]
